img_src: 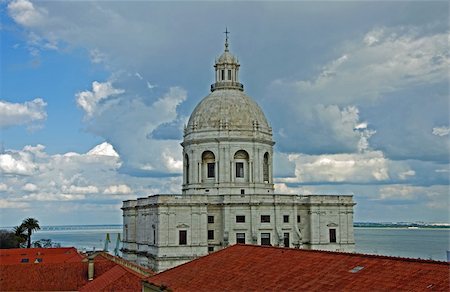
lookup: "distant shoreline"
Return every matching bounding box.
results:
[2,223,449,231]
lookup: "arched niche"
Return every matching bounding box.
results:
[202,151,216,180]
[234,150,249,182]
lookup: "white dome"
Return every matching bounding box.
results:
[186,89,270,133]
[217,51,238,64]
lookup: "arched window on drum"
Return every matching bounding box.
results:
[202,151,216,181]
[234,150,249,182]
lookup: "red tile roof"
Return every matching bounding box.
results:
[0,248,153,291]
[0,247,83,265]
[147,244,450,291]
[0,262,87,291]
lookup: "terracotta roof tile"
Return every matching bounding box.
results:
[147,244,450,291]
[0,247,83,265]
[0,248,153,291]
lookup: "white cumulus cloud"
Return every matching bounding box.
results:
[0,98,47,129]
[76,81,124,117]
[7,0,47,27]
[104,184,132,195]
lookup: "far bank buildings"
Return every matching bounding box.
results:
[122,35,356,272]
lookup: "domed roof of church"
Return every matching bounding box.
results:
[187,89,270,132]
[217,51,238,64]
[184,32,272,138]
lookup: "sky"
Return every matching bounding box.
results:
[0,1,448,226]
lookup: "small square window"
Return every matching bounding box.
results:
[261,215,270,223]
[236,233,245,244]
[207,163,215,178]
[208,246,214,252]
[283,215,289,223]
[297,215,301,223]
[21,258,29,263]
[208,230,214,240]
[208,215,214,224]
[236,162,244,178]
[179,230,187,245]
[240,189,245,195]
[236,215,245,223]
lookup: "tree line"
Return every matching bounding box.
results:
[0,218,60,249]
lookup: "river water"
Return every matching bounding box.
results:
[29,225,450,261]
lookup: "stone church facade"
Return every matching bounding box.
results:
[122,37,355,272]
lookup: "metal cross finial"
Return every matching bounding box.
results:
[224,27,230,51]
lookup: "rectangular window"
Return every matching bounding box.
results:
[208,215,214,224]
[329,229,337,243]
[297,215,301,223]
[221,69,225,80]
[153,228,156,245]
[261,233,271,246]
[179,230,187,245]
[208,230,214,240]
[207,163,215,178]
[228,70,232,80]
[284,233,290,247]
[236,233,245,244]
[208,246,214,252]
[236,162,244,178]
[240,189,245,195]
[261,215,270,223]
[283,215,289,223]
[236,215,245,223]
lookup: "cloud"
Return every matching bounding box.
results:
[22,183,37,192]
[103,184,132,195]
[0,98,47,129]
[81,84,187,174]
[398,170,415,180]
[0,145,42,176]
[62,185,99,194]
[266,25,448,162]
[76,81,125,117]
[279,151,390,184]
[0,199,30,209]
[291,27,448,102]
[379,185,417,200]
[0,141,184,224]
[0,184,9,192]
[86,142,119,157]
[432,126,450,137]
[89,49,107,64]
[7,0,47,27]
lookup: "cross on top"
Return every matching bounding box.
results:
[224,27,230,41]
[224,27,230,50]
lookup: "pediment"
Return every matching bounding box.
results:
[176,223,190,228]
[327,222,338,227]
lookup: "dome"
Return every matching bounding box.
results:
[184,33,272,140]
[217,51,238,64]
[186,89,271,133]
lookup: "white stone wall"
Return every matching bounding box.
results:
[122,194,355,271]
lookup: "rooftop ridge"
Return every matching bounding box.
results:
[233,244,450,265]
[96,252,154,276]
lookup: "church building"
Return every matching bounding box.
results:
[122,35,355,272]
